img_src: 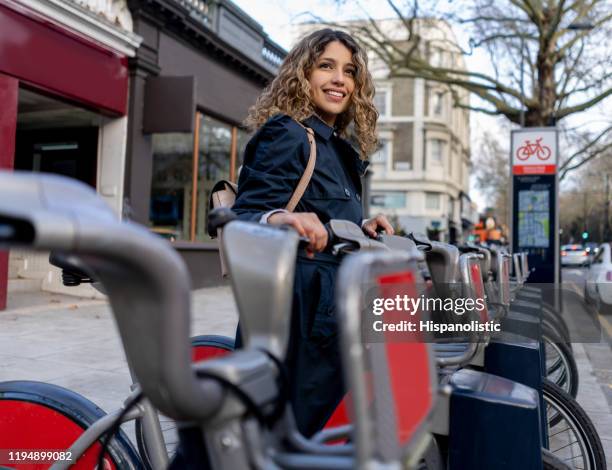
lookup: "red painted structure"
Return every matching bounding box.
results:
[0,1,130,309]
[0,74,18,310]
[0,2,129,115]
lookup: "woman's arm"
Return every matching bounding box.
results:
[232,115,309,222]
[232,116,328,255]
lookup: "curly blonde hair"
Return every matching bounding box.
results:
[245,28,378,158]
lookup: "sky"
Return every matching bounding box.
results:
[232,0,610,211]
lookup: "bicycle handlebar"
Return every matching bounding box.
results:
[0,171,222,422]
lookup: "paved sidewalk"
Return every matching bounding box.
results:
[1,288,611,466]
[0,288,238,450]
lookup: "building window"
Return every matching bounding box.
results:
[430,48,443,67]
[430,139,445,164]
[373,88,389,116]
[149,111,247,242]
[371,191,406,209]
[371,138,390,165]
[394,161,411,171]
[432,91,444,117]
[425,192,441,210]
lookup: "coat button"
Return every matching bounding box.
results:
[356,193,361,202]
[344,188,351,197]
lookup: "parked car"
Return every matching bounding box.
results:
[584,243,612,315]
[561,244,589,267]
[585,242,600,260]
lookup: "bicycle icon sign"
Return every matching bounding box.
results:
[516,137,552,161]
[511,128,557,175]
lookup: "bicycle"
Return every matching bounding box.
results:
[516,137,552,161]
[0,172,595,469]
[0,204,236,470]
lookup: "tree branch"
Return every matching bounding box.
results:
[555,11,612,60]
[557,87,612,120]
[559,124,612,170]
[560,141,612,180]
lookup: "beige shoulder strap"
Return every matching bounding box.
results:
[285,124,316,212]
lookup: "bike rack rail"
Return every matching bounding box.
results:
[0,171,222,422]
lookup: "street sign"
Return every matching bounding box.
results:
[511,128,557,175]
[510,127,559,285]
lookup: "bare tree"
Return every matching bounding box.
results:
[320,0,612,175]
[473,130,511,226]
[559,146,612,241]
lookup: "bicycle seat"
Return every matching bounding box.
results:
[49,252,96,287]
[425,242,461,300]
[378,234,422,259]
[408,232,432,250]
[328,219,389,252]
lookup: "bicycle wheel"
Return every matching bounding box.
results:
[416,437,445,470]
[542,305,572,346]
[516,146,530,160]
[542,448,572,469]
[543,379,606,470]
[0,381,142,470]
[537,146,552,161]
[135,335,234,469]
[543,326,579,398]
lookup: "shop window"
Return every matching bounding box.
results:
[196,115,232,241]
[425,192,441,210]
[149,133,195,241]
[236,127,250,175]
[149,111,248,243]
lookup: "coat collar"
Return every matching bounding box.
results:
[302,114,370,177]
[302,115,334,141]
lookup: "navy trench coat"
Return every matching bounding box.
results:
[232,114,368,437]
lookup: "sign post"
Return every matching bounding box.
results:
[510,127,559,284]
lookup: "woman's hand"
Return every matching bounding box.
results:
[362,214,394,238]
[268,212,328,258]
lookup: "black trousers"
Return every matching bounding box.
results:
[235,257,345,438]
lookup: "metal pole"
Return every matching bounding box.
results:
[605,174,611,240]
[520,35,525,128]
[583,191,588,237]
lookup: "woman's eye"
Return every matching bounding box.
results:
[320,62,332,69]
[345,69,356,76]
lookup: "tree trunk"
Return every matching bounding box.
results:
[527,7,558,127]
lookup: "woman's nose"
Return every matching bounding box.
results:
[331,69,345,84]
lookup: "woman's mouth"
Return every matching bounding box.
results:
[324,89,345,103]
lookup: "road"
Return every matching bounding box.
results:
[561,266,612,412]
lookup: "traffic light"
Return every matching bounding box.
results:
[582,231,589,240]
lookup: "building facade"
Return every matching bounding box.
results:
[1,0,284,308]
[367,19,476,242]
[124,0,284,287]
[0,0,141,308]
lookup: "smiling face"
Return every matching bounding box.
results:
[308,40,356,127]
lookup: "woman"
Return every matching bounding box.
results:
[232,28,393,437]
